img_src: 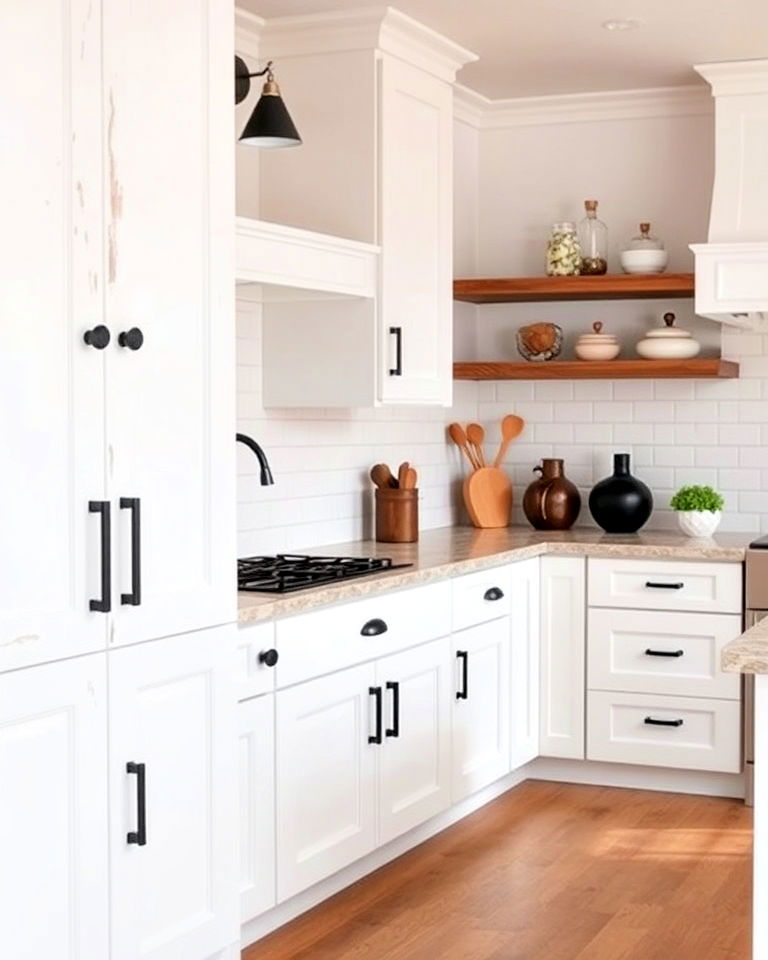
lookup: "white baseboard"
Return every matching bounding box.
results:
[241,759,745,950]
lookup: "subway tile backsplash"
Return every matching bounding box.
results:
[237,300,768,550]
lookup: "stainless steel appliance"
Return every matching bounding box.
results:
[744,534,768,804]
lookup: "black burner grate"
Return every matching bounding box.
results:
[237,554,413,594]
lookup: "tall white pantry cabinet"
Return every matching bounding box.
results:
[0,0,237,958]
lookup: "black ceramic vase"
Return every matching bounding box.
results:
[589,453,652,533]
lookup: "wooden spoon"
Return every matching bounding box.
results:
[448,423,480,471]
[403,467,418,490]
[370,463,397,489]
[398,461,410,490]
[493,414,525,468]
[467,423,486,467]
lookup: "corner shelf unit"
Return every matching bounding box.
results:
[453,273,695,303]
[454,359,740,381]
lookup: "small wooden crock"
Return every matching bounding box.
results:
[375,488,419,543]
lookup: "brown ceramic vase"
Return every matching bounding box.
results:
[523,458,581,530]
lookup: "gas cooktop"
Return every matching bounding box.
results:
[237,554,413,594]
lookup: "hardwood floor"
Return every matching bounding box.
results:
[243,780,752,960]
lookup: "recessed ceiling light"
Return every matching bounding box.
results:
[602,17,644,31]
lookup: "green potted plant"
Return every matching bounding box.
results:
[670,485,724,538]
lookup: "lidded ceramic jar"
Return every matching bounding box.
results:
[636,312,700,360]
[574,321,620,361]
[620,222,669,274]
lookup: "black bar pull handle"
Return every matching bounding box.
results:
[120,498,141,606]
[456,650,469,700]
[644,581,684,590]
[361,618,388,637]
[385,681,400,738]
[89,501,111,613]
[484,586,505,602]
[389,326,402,377]
[368,686,383,744]
[126,761,147,846]
[644,716,684,728]
[645,648,685,658]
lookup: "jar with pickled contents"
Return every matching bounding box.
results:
[546,221,581,276]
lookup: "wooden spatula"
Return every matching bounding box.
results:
[448,423,480,471]
[493,415,525,468]
[370,463,398,489]
[467,423,486,467]
[397,461,410,489]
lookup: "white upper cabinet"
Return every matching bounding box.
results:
[104,0,235,646]
[0,0,106,670]
[251,8,476,407]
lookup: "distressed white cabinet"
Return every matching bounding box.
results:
[510,558,540,769]
[0,655,109,960]
[378,639,452,843]
[239,695,276,924]
[276,663,378,902]
[0,0,106,671]
[256,8,476,407]
[104,0,234,647]
[452,618,511,801]
[539,557,586,760]
[109,627,238,960]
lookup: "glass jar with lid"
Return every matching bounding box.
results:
[577,200,608,274]
[627,222,663,250]
[546,221,581,276]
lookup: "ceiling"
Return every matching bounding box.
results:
[242,0,768,98]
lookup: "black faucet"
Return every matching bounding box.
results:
[236,433,274,486]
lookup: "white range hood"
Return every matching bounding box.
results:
[690,59,768,328]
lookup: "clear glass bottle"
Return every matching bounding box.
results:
[577,200,608,274]
[627,222,663,250]
[546,221,581,276]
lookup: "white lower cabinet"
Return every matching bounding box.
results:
[378,640,452,844]
[109,627,239,960]
[239,695,276,924]
[510,558,540,769]
[276,663,378,902]
[0,655,109,960]
[451,619,511,802]
[539,557,586,759]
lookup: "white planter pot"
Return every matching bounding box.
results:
[677,510,722,538]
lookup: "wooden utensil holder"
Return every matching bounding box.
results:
[375,488,419,543]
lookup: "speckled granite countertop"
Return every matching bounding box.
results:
[238,525,751,626]
[723,618,768,675]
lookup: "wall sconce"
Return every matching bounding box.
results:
[234,56,302,148]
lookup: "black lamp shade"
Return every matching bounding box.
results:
[239,93,301,148]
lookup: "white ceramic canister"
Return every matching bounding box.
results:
[636,312,700,360]
[575,321,620,361]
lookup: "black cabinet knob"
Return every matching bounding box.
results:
[258,648,279,668]
[118,327,144,350]
[361,618,388,637]
[83,325,111,349]
[484,586,504,601]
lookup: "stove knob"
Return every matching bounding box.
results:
[259,648,279,668]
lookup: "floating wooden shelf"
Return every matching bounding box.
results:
[454,358,739,381]
[453,273,695,304]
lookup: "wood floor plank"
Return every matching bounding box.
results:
[243,780,752,960]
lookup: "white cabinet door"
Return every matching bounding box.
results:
[0,655,108,960]
[103,0,235,647]
[510,558,540,769]
[377,639,452,844]
[0,0,106,670]
[239,696,276,924]
[378,55,453,406]
[109,627,238,960]
[276,664,377,901]
[540,557,586,759]
[451,620,511,802]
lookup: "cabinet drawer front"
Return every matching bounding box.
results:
[588,609,742,700]
[276,581,451,687]
[236,622,277,701]
[588,558,742,613]
[452,566,512,631]
[587,690,741,773]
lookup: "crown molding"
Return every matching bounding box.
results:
[236,5,477,83]
[235,8,264,59]
[454,83,713,129]
[695,59,768,96]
